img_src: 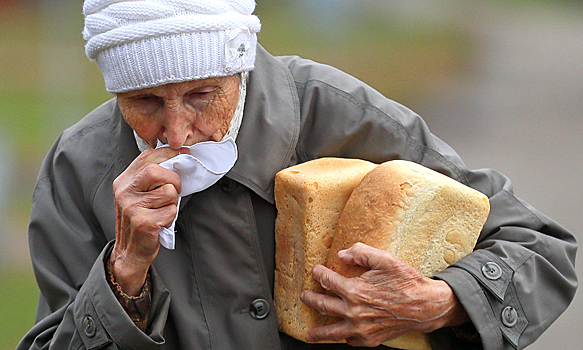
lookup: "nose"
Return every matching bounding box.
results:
[162,104,194,149]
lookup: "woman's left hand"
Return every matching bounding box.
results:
[300,243,469,347]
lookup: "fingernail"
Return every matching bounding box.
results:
[338,249,347,258]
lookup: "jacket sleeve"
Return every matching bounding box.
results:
[17,135,170,350]
[433,167,578,350]
[286,57,578,350]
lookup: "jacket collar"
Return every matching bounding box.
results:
[228,45,300,203]
[112,45,300,204]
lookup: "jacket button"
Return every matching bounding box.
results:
[219,177,237,192]
[501,306,518,327]
[83,315,96,337]
[250,299,270,319]
[482,262,502,280]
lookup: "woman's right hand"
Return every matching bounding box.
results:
[109,147,186,296]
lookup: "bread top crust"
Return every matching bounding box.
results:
[275,157,378,185]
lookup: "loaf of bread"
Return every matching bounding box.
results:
[274,158,377,341]
[327,160,490,349]
[274,158,490,349]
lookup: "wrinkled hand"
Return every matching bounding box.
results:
[109,147,187,295]
[300,243,469,347]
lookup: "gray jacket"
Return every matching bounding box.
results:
[19,46,577,350]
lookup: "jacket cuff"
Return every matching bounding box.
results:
[105,255,152,332]
[72,241,171,350]
[434,250,529,350]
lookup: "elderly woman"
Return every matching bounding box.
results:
[18,1,576,350]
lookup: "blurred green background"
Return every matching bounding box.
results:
[1,0,582,349]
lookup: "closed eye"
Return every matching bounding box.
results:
[188,86,218,97]
[126,94,163,114]
[186,87,219,109]
[135,94,158,101]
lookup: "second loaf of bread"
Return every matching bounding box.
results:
[326,160,490,350]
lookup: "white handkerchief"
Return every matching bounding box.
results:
[156,137,238,249]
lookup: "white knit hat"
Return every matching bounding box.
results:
[82,0,261,93]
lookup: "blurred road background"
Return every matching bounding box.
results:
[1,0,581,349]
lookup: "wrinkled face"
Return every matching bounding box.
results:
[117,75,240,149]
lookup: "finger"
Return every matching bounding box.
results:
[139,147,187,165]
[115,147,184,191]
[125,203,178,236]
[338,242,399,271]
[300,290,347,318]
[154,203,179,229]
[133,163,182,193]
[135,183,180,209]
[305,320,353,343]
[125,147,187,177]
[310,264,358,300]
[345,327,408,348]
